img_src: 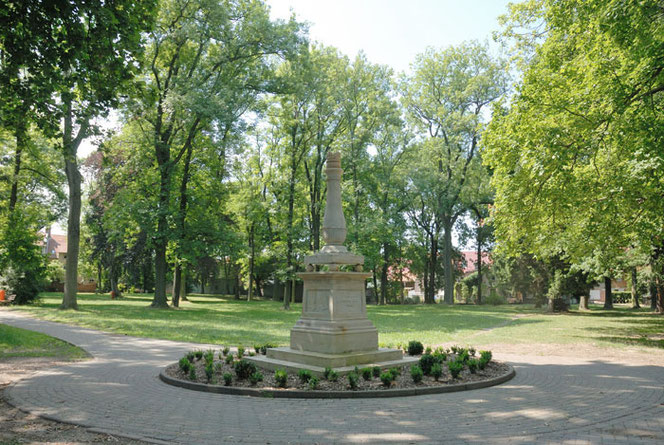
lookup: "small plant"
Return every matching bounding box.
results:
[249,351,256,357]
[218,350,225,360]
[424,346,432,355]
[237,346,245,358]
[467,359,479,374]
[380,372,394,387]
[372,366,381,378]
[205,363,214,382]
[214,362,223,372]
[194,350,204,360]
[225,353,234,365]
[469,347,476,356]
[360,367,372,381]
[450,345,460,354]
[431,363,443,381]
[407,340,424,356]
[419,354,436,375]
[323,367,333,380]
[433,350,447,363]
[348,372,359,390]
[188,366,197,381]
[204,349,214,366]
[308,376,319,390]
[480,350,492,363]
[298,369,313,384]
[388,367,401,378]
[274,369,288,388]
[259,343,276,355]
[179,357,192,373]
[327,370,339,382]
[410,365,424,383]
[223,372,233,386]
[458,350,470,363]
[222,346,230,356]
[234,359,257,380]
[254,344,262,354]
[249,371,264,386]
[186,351,195,362]
[448,360,464,379]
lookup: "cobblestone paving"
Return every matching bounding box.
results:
[1,310,663,444]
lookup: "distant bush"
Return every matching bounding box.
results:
[274,369,288,387]
[249,371,263,386]
[372,366,381,378]
[419,354,436,375]
[431,363,443,381]
[179,357,191,373]
[298,369,313,383]
[361,367,373,381]
[467,359,479,374]
[380,372,394,387]
[407,340,424,356]
[448,360,463,379]
[485,292,506,306]
[234,359,257,380]
[308,376,319,390]
[348,372,359,390]
[223,372,232,386]
[410,365,423,383]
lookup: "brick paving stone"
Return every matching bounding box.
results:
[1,310,663,444]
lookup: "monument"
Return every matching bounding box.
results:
[249,152,416,374]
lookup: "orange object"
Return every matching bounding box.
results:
[0,289,5,301]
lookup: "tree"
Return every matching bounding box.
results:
[132,0,302,308]
[1,0,156,309]
[401,41,508,303]
[485,0,664,313]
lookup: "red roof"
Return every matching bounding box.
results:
[461,251,491,274]
[42,233,67,258]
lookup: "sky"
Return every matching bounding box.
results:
[266,0,513,73]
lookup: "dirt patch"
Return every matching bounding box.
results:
[0,357,146,445]
[166,350,509,393]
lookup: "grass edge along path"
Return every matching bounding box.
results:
[0,323,89,360]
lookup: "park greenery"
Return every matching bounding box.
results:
[0,0,662,314]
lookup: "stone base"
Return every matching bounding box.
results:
[246,347,417,377]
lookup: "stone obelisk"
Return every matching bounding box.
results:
[250,152,412,373]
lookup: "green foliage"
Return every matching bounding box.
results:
[467,359,479,374]
[360,368,373,381]
[480,350,492,363]
[308,376,319,390]
[249,371,263,386]
[224,353,234,365]
[188,366,197,381]
[205,363,214,382]
[194,350,203,360]
[297,369,313,383]
[274,369,288,388]
[410,365,424,383]
[186,351,195,362]
[203,349,214,366]
[431,363,443,381]
[347,372,359,390]
[327,370,339,382]
[418,354,436,376]
[0,324,87,360]
[223,372,233,386]
[380,371,394,387]
[222,347,230,356]
[179,357,192,373]
[237,346,245,359]
[448,360,464,379]
[323,367,333,380]
[234,359,257,380]
[372,366,382,378]
[407,340,424,356]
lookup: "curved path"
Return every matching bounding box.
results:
[2,310,663,444]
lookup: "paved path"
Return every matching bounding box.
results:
[1,310,663,444]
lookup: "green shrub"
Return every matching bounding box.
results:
[468,347,476,357]
[360,367,372,381]
[388,367,401,378]
[186,351,195,362]
[380,372,394,387]
[450,345,460,354]
[410,365,423,383]
[424,346,432,355]
[234,359,257,380]
[433,350,447,363]
[204,349,214,365]
[485,291,506,305]
[222,346,230,356]
[194,350,203,360]
[249,371,263,386]
[372,366,381,378]
[0,223,47,305]
[274,369,288,387]
[480,350,492,363]
[179,357,191,373]
[298,369,313,383]
[223,372,232,386]
[467,359,479,374]
[225,353,234,365]
[253,344,262,354]
[237,346,245,358]
[189,366,197,381]
[407,340,424,356]
[308,376,319,390]
[458,350,470,363]
[348,372,359,390]
[419,354,436,375]
[323,367,333,380]
[448,360,463,379]
[327,370,339,382]
[214,362,223,372]
[205,363,214,382]
[431,363,443,381]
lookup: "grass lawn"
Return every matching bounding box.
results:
[0,324,88,360]
[6,293,663,352]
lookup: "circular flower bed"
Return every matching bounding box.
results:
[161,344,515,398]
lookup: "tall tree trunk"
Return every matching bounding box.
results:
[284,150,297,310]
[172,263,182,307]
[631,266,640,308]
[60,96,85,310]
[650,281,657,310]
[152,162,170,308]
[97,262,102,293]
[603,276,613,309]
[372,266,379,305]
[656,262,664,314]
[9,118,26,213]
[248,223,255,301]
[172,143,193,308]
[428,234,438,304]
[442,222,454,304]
[380,242,389,305]
[476,234,483,305]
